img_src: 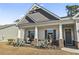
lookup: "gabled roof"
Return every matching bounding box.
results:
[61,16,73,20]
[17,16,35,25]
[18,3,61,25]
[28,3,60,20]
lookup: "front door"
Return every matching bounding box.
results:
[65,29,73,46]
[45,29,56,45]
[48,33,53,43]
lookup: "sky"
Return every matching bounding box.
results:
[0,3,79,25]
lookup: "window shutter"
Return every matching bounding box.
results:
[45,30,47,39]
[53,30,56,40]
[28,31,30,37]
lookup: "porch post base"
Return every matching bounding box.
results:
[32,39,38,46]
[59,39,64,49]
[75,41,79,49]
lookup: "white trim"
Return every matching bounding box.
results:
[35,26,38,39]
[75,21,79,42]
[59,24,63,39]
[29,3,61,20]
[73,12,79,19]
[34,26,38,46]
[16,17,28,25]
[20,19,75,28]
[64,28,73,45]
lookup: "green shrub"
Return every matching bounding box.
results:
[7,39,15,45]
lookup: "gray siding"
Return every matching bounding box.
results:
[24,25,59,40]
[0,25,18,41]
[28,12,50,22]
[38,25,59,40]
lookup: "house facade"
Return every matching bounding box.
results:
[16,4,79,49]
[0,24,18,42]
[0,4,79,49]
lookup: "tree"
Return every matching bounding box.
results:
[66,5,79,16]
[14,19,20,22]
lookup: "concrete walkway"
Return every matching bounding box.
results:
[62,47,79,54]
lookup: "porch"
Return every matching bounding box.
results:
[17,23,78,49]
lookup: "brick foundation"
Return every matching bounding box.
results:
[31,39,37,46]
[75,41,79,49]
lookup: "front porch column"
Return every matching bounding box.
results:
[18,28,21,39]
[18,28,25,40]
[59,24,64,48]
[34,26,38,46]
[75,21,79,49]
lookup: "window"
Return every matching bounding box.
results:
[45,29,56,40]
[45,30,47,39]
[28,31,35,40]
[47,29,53,39]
